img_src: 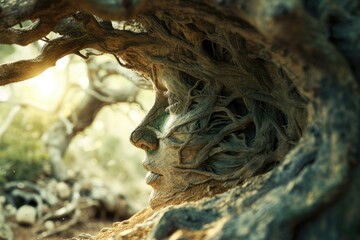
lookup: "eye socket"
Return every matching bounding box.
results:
[164,90,182,114]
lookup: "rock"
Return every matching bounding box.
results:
[44,220,55,230]
[15,205,37,225]
[56,182,71,199]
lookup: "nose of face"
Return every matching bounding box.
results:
[130,127,159,151]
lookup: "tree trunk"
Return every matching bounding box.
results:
[0,0,359,239]
[94,1,360,239]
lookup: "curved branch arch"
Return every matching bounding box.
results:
[0,0,359,239]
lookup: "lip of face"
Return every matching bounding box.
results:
[142,153,166,188]
[145,171,162,185]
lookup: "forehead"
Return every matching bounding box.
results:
[153,67,180,92]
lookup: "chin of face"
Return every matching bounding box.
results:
[148,169,214,209]
[148,182,177,209]
[149,189,166,209]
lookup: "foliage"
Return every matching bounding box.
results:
[0,108,50,186]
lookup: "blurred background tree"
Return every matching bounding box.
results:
[0,42,153,210]
[0,108,48,185]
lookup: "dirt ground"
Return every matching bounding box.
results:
[10,201,130,240]
[92,180,233,240]
[13,219,113,240]
[9,178,232,240]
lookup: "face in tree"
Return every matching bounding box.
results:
[1,2,359,238]
[131,46,307,208]
[0,1,310,209]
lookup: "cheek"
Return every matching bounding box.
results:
[168,169,210,188]
[155,140,202,168]
[179,147,200,164]
[155,141,180,169]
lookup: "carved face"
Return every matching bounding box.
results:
[130,66,305,209]
[130,69,211,208]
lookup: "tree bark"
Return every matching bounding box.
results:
[0,0,359,239]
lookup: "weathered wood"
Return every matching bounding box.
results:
[0,0,359,239]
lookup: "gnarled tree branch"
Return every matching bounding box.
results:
[0,36,94,85]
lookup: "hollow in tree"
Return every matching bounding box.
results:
[0,0,359,239]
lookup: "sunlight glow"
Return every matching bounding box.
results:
[30,69,59,99]
[56,56,70,69]
[9,56,72,111]
[0,86,11,101]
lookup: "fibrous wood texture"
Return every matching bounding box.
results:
[0,0,359,239]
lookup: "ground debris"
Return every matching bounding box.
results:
[0,176,134,240]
